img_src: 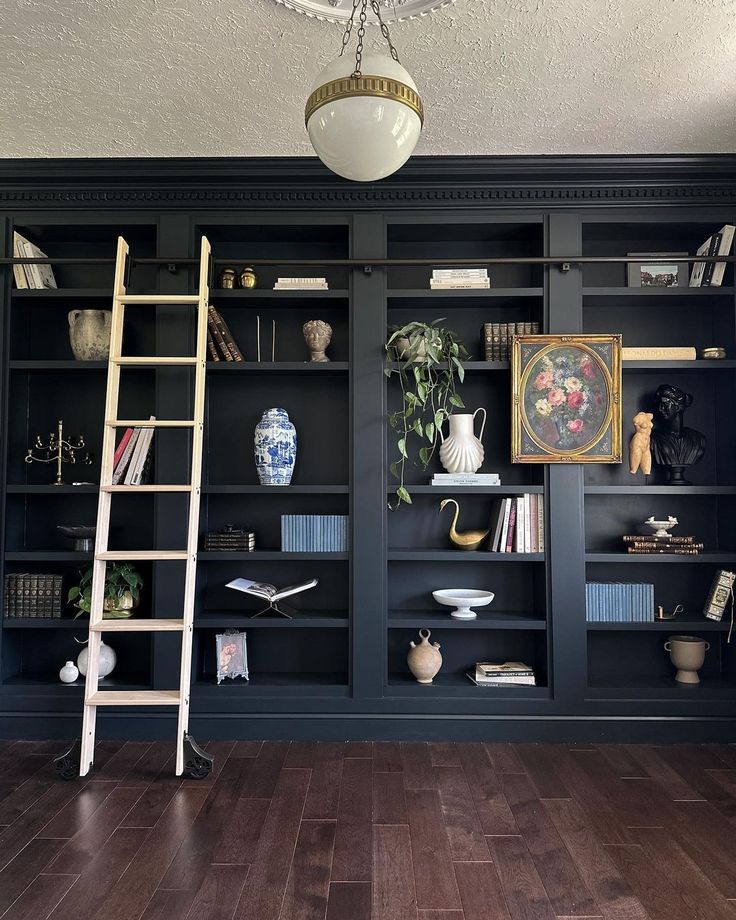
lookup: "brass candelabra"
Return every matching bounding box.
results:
[25,419,92,486]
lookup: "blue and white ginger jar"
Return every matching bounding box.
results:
[254,408,297,486]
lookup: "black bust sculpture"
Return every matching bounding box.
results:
[650,383,706,485]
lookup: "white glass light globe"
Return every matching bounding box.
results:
[305,52,423,182]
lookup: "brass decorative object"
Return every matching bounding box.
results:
[217,267,237,289]
[656,604,684,621]
[239,266,257,289]
[305,75,424,126]
[25,419,92,486]
[701,346,726,359]
[439,498,490,551]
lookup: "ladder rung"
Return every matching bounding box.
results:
[100,485,193,493]
[105,419,196,428]
[86,690,181,706]
[90,619,185,632]
[96,551,189,561]
[112,357,199,366]
[117,295,200,304]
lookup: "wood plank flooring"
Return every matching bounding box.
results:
[0,741,734,918]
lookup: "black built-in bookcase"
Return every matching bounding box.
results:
[1,156,736,741]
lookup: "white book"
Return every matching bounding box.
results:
[112,427,140,484]
[226,577,318,603]
[711,224,735,287]
[431,476,500,485]
[529,494,538,553]
[514,497,524,553]
[490,499,506,552]
[430,281,490,289]
[277,277,327,283]
[432,270,488,279]
[498,499,511,553]
[689,237,713,287]
[538,498,545,553]
[20,238,57,289]
[12,233,29,289]
[524,493,531,554]
[124,417,154,485]
[432,473,500,481]
[129,423,155,486]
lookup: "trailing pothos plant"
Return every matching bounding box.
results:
[385,319,468,509]
[68,562,143,619]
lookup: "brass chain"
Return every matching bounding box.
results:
[370,0,401,63]
[340,0,401,77]
[352,0,368,76]
[339,0,362,57]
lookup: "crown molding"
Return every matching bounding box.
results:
[1,155,735,209]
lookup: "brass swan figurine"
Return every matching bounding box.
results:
[439,498,490,551]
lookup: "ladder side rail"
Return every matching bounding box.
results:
[80,236,129,776]
[175,235,211,776]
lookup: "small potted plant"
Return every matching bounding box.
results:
[385,318,468,508]
[68,562,143,619]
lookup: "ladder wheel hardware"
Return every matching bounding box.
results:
[53,740,82,781]
[182,734,214,779]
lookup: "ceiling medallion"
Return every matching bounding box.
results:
[275,0,454,22]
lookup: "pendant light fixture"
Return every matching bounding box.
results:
[305,0,423,182]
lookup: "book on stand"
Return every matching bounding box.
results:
[226,577,318,617]
[12,232,57,290]
[690,225,735,288]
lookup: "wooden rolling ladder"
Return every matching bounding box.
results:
[55,235,214,780]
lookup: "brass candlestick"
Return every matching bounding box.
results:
[25,419,92,485]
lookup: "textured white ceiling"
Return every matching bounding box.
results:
[0,0,735,158]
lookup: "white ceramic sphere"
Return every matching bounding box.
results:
[306,53,422,182]
[77,641,116,679]
[59,660,79,684]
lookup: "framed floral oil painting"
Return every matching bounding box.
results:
[511,334,622,463]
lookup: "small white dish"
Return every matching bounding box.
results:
[432,588,495,620]
[645,515,678,538]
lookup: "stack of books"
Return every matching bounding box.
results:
[430,269,489,290]
[203,527,256,552]
[4,574,63,618]
[690,224,735,287]
[585,582,655,622]
[12,231,57,290]
[431,472,500,487]
[273,277,329,290]
[483,322,540,361]
[623,534,702,556]
[111,417,156,486]
[281,515,348,552]
[467,661,536,687]
[488,495,544,553]
[207,306,243,361]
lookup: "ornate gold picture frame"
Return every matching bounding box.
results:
[511,334,622,463]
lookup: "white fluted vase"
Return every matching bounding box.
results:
[439,409,486,474]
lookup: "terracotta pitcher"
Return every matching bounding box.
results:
[68,309,112,361]
[407,629,442,684]
[439,408,486,474]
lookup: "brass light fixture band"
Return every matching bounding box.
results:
[305,74,424,125]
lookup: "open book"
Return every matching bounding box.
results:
[226,578,318,617]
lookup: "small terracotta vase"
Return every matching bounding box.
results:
[407,628,442,684]
[664,635,709,685]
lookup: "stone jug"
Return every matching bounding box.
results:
[439,408,486,474]
[68,309,112,361]
[407,628,442,684]
[664,635,709,685]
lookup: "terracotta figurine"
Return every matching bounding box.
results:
[629,411,653,475]
[303,319,332,363]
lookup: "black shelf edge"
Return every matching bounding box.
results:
[198,551,349,561]
[203,484,350,494]
[388,612,546,630]
[391,485,543,495]
[6,484,99,494]
[5,551,93,562]
[584,485,736,495]
[10,360,109,371]
[2,618,88,629]
[193,675,350,697]
[583,286,735,297]
[386,673,549,698]
[586,680,736,701]
[388,550,544,562]
[1,676,150,693]
[207,361,349,373]
[587,619,732,631]
[623,360,736,370]
[210,289,349,300]
[387,288,544,299]
[585,553,735,563]
[11,288,113,299]
[194,613,349,628]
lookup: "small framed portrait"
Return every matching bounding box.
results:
[511,334,622,464]
[215,630,249,685]
[627,252,688,288]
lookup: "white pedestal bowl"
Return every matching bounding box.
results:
[432,589,495,620]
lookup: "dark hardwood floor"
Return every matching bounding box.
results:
[0,740,734,919]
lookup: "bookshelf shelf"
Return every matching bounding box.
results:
[584,485,736,495]
[623,360,736,370]
[585,553,735,564]
[193,613,349,628]
[388,611,546,629]
[10,361,109,372]
[202,484,349,494]
[388,550,544,562]
[392,485,544,495]
[387,287,544,300]
[198,551,349,561]
[5,552,93,562]
[386,672,550,698]
[2,618,88,629]
[206,361,349,373]
[586,619,731,631]
[193,674,350,697]
[6,484,99,494]
[586,677,736,701]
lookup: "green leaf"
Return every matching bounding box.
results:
[457,364,465,384]
[67,586,80,603]
[389,461,400,480]
[425,422,435,443]
[418,446,430,467]
[397,486,412,505]
[397,438,408,459]
[413,419,423,438]
[434,410,445,429]
[449,393,465,408]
